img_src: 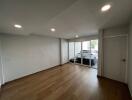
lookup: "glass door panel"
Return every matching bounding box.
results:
[69,42,75,63]
[82,41,91,66]
[75,42,81,64]
[91,40,98,68]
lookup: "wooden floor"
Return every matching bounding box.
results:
[0,63,131,100]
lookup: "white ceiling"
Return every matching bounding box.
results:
[0,0,132,39]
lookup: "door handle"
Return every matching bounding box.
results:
[122,59,126,62]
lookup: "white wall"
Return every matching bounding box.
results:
[69,35,98,42]
[0,36,3,86]
[128,20,132,96]
[60,39,68,64]
[103,26,128,37]
[98,30,103,76]
[0,34,60,83]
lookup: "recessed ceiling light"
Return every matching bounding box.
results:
[14,24,22,28]
[101,4,111,12]
[75,35,79,38]
[51,28,56,32]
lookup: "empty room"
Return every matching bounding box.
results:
[0,0,132,100]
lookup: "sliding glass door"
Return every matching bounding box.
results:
[69,39,98,68]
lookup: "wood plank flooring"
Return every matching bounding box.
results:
[0,63,131,100]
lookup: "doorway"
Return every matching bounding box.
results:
[69,39,98,69]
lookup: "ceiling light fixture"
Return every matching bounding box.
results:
[14,24,22,28]
[75,35,79,38]
[101,4,111,12]
[51,28,56,32]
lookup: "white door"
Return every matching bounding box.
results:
[104,36,127,83]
